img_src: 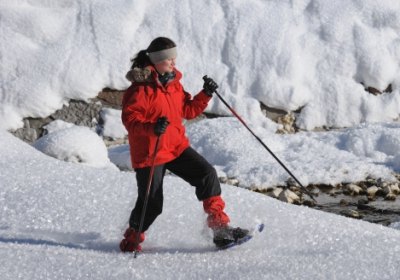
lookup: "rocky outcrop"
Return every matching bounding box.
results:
[11,88,125,143]
[12,100,103,143]
[96,88,125,109]
[363,83,393,96]
[221,175,400,225]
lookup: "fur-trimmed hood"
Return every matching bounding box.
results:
[125,67,153,83]
[125,66,182,85]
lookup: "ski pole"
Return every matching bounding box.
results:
[134,135,161,258]
[203,76,316,203]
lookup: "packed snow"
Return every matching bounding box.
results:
[2,130,400,280]
[2,0,400,279]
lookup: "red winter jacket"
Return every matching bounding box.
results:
[122,66,211,169]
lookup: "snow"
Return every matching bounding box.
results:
[105,116,398,188]
[108,144,132,171]
[1,0,400,131]
[43,119,75,134]
[1,130,400,279]
[100,108,127,139]
[2,0,400,279]
[33,122,116,169]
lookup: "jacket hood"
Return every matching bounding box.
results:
[125,67,153,83]
[125,66,182,84]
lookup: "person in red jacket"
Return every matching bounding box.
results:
[119,37,248,252]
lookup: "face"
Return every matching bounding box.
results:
[154,57,176,74]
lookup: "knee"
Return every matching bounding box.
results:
[208,164,217,174]
[205,166,220,186]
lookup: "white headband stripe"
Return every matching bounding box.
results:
[148,47,177,64]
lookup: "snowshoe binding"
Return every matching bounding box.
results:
[213,226,250,249]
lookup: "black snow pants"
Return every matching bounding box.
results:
[129,146,221,232]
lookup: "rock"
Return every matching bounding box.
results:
[226,178,239,186]
[329,191,337,197]
[363,84,392,95]
[278,189,301,204]
[385,193,396,201]
[276,113,296,134]
[376,178,387,188]
[96,88,124,108]
[260,103,287,122]
[51,100,102,128]
[344,184,363,195]
[391,183,400,194]
[288,186,304,197]
[267,187,283,199]
[219,177,228,184]
[329,187,342,197]
[367,186,379,196]
[286,178,297,187]
[218,177,239,186]
[302,200,316,207]
[12,119,40,142]
[11,99,102,143]
[103,138,128,147]
[357,203,374,211]
[366,86,381,95]
[340,209,362,219]
[383,183,400,195]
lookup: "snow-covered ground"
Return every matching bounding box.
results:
[1,131,400,280]
[2,0,400,279]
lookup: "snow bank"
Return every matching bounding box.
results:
[1,0,400,131]
[33,122,115,169]
[188,118,398,187]
[104,118,397,189]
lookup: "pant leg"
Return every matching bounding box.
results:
[166,147,221,200]
[167,147,230,228]
[129,165,166,232]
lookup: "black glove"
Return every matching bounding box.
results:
[202,76,218,96]
[154,116,169,136]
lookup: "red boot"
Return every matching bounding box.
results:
[203,195,230,229]
[119,228,145,252]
